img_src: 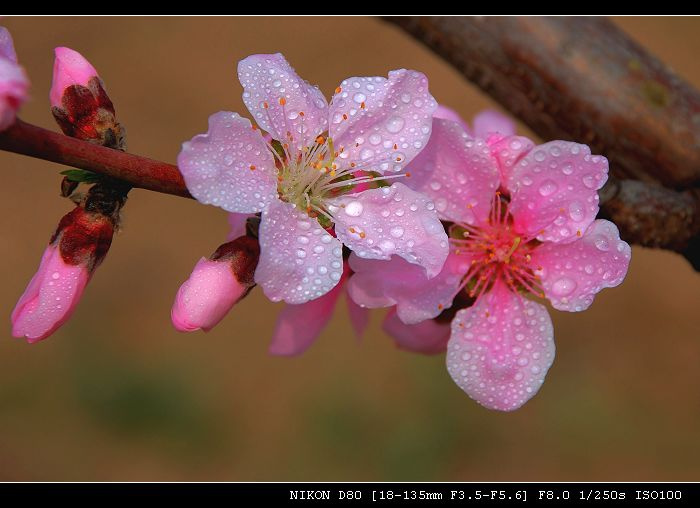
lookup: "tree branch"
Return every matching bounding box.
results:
[0,119,191,199]
[385,16,700,268]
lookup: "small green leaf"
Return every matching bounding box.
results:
[60,169,102,183]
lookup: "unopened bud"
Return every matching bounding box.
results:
[11,193,121,342]
[171,236,260,332]
[49,47,124,149]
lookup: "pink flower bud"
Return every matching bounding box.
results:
[172,236,259,332]
[0,27,29,132]
[49,47,98,108]
[11,244,90,342]
[11,205,116,342]
[49,47,123,149]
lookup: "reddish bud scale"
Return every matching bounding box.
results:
[51,77,124,150]
[210,235,261,291]
[50,206,115,272]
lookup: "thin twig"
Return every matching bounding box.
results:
[0,119,191,198]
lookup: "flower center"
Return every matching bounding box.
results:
[450,192,543,301]
[256,97,409,226]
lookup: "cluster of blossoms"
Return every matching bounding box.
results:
[3,26,631,412]
[175,53,631,410]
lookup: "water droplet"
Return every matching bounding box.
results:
[344,201,364,217]
[538,180,558,196]
[390,226,404,238]
[551,277,576,296]
[385,116,405,133]
[569,201,585,221]
[594,235,610,251]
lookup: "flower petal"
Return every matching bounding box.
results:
[226,213,253,241]
[0,27,18,62]
[402,118,500,224]
[11,245,90,342]
[383,309,450,355]
[487,135,535,186]
[0,28,29,132]
[177,111,278,213]
[346,294,369,339]
[255,199,344,304]
[508,141,608,243]
[446,282,555,411]
[269,279,344,356]
[530,219,631,312]
[472,109,516,139]
[329,69,436,174]
[238,53,328,149]
[347,252,469,325]
[433,104,470,133]
[330,183,448,278]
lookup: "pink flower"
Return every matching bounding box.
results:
[0,26,29,131]
[172,225,259,332]
[348,112,631,411]
[178,53,448,305]
[269,265,368,356]
[12,206,115,342]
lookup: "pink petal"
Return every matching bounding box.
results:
[237,53,328,150]
[171,257,246,332]
[177,111,278,213]
[487,135,535,186]
[508,141,608,243]
[530,219,631,312]
[433,104,470,133]
[269,279,344,356]
[0,28,29,132]
[346,252,469,325]
[330,183,448,278]
[329,69,436,174]
[255,199,344,304]
[49,47,99,108]
[446,282,555,411]
[0,27,18,62]
[226,213,252,241]
[11,245,90,343]
[472,109,516,139]
[402,118,500,224]
[383,309,450,355]
[346,294,369,339]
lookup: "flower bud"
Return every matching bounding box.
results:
[0,27,29,131]
[12,199,119,342]
[171,236,260,332]
[49,47,124,149]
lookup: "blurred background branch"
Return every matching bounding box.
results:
[384,16,700,270]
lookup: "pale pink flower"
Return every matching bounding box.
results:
[0,26,29,131]
[349,112,631,411]
[12,207,115,342]
[178,53,448,305]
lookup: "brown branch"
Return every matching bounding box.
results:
[385,16,700,269]
[0,119,191,199]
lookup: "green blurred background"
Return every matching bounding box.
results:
[1,16,699,481]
